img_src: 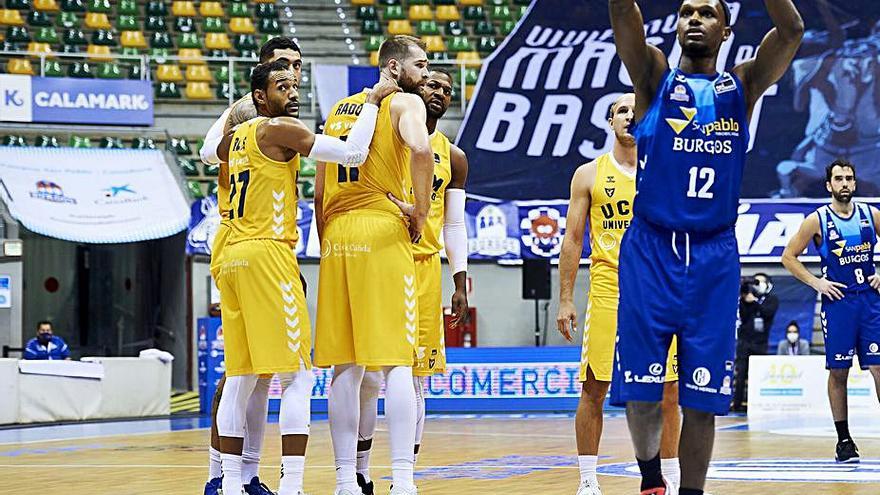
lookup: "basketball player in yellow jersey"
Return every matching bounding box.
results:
[353,68,470,494]
[199,37,303,495]
[212,60,399,495]
[556,94,681,495]
[313,35,434,495]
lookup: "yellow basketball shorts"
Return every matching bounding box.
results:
[580,291,678,382]
[314,211,418,368]
[209,222,230,282]
[413,253,445,376]
[217,239,311,376]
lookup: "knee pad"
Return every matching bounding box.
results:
[217,375,258,438]
[278,370,313,436]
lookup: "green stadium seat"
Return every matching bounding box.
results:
[69,135,92,147]
[61,43,81,53]
[35,135,60,147]
[362,19,382,35]
[167,137,191,155]
[301,179,315,199]
[178,157,199,176]
[208,49,228,58]
[478,36,496,53]
[176,32,200,49]
[67,61,92,77]
[464,67,478,85]
[6,26,30,43]
[43,59,62,76]
[365,35,383,51]
[127,63,142,78]
[499,20,516,35]
[120,46,140,56]
[132,137,156,149]
[255,3,276,18]
[429,51,448,62]
[213,65,240,84]
[228,2,247,17]
[60,0,84,12]
[203,17,224,33]
[238,49,257,60]
[445,21,463,36]
[156,81,180,98]
[150,31,172,48]
[378,0,400,5]
[149,47,170,60]
[145,0,166,16]
[116,14,136,30]
[215,82,234,100]
[96,62,122,78]
[514,5,527,19]
[486,0,505,5]
[490,5,512,21]
[448,35,472,52]
[433,0,455,4]
[91,29,116,46]
[258,18,280,34]
[145,15,166,32]
[356,6,376,21]
[1,135,27,147]
[27,11,52,27]
[62,27,85,44]
[117,0,137,15]
[203,163,219,176]
[299,157,316,177]
[463,6,484,21]
[186,180,204,198]
[513,0,530,5]
[206,182,218,196]
[174,16,194,33]
[34,26,58,43]
[88,0,110,12]
[383,5,405,20]
[98,136,123,148]
[233,34,257,52]
[7,0,30,9]
[474,20,495,35]
[416,20,438,35]
[55,11,76,27]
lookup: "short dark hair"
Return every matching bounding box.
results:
[250,59,293,96]
[378,35,427,67]
[258,36,301,63]
[754,272,771,283]
[681,0,731,26]
[825,158,856,183]
[786,320,799,331]
[37,320,52,330]
[430,67,454,82]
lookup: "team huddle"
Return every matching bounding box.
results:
[197,0,880,494]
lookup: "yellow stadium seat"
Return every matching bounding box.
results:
[387,20,413,35]
[85,12,111,30]
[229,17,255,34]
[171,1,197,17]
[87,44,112,61]
[157,64,184,82]
[199,1,224,17]
[7,58,34,75]
[351,0,374,5]
[465,84,476,100]
[26,42,52,56]
[369,50,379,66]
[120,30,147,48]
[456,51,481,65]
[178,48,204,64]
[33,0,60,12]
[0,9,25,26]
[459,0,482,5]
[408,5,432,21]
[185,64,211,82]
[422,35,445,53]
[435,5,460,22]
[205,32,232,50]
[185,82,212,99]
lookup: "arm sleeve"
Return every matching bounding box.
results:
[442,188,468,275]
[307,102,378,167]
[199,107,232,165]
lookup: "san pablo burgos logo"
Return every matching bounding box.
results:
[95,184,148,204]
[30,180,77,204]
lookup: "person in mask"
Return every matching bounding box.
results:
[777,321,811,356]
[732,273,780,412]
[23,321,70,360]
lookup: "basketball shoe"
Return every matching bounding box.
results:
[334,489,361,495]
[836,438,860,463]
[204,477,222,495]
[639,478,677,495]
[389,486,417,495]
[356,473,375,495]
[243,477,276,495]
[576,478,602,495]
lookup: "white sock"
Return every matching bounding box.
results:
[357,371,382,483]
[241,377,270,483]
[578,455,598,483]
[661,457,680,488]
[220,453,243,494]
[208,447,222,481]
[330,364,365,491]
[279,455,305,494]
[384,366,417,490]
[413,376,425,465]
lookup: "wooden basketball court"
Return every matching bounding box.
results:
[1,413,878,494]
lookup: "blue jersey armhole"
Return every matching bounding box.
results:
[632,68,674,138]
[816,207,828,255]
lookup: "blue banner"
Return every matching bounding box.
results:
[457,0,880,199]
[0,75,153,125]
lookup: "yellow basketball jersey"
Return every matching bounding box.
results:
[411,131,452,257]
[322,91,411,219]
[588,152,635,295]
[226,116,301,245]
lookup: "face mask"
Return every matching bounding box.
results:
[38,333,51,344]
[786,333,799,344]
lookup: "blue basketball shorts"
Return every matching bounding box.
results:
[610,218,739,415]
[822,289,880,370]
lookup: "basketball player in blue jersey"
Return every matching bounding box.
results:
[783,159,880,464]
[608,1,803,494]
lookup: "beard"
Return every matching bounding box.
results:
[397,72,423,94]
[832,189,853,203]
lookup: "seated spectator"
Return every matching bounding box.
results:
[777,320,810,356]
[24,321,70,360]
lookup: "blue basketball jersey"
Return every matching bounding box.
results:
[816,203,877,293]
[633,69,750,233]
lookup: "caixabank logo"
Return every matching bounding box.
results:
[598,459,880,483]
